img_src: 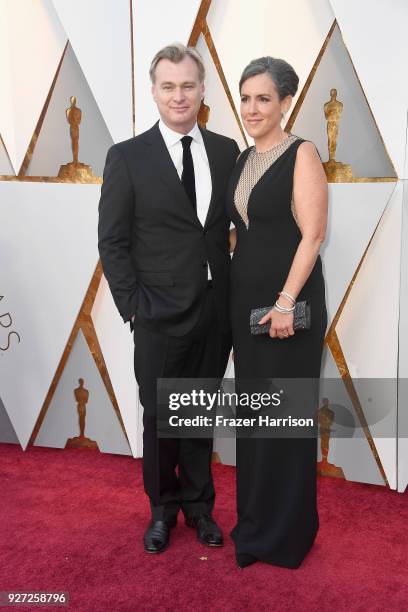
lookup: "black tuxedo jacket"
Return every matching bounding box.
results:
[98,122,239,336]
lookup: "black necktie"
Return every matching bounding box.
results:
[181,135,196,211]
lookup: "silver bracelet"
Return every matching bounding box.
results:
[278,291,296,305]
[274,301,295,313]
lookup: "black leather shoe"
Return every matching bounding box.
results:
[144,518,176,554]
[185,514,224,547]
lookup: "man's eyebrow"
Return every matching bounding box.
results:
[160,81,196,86]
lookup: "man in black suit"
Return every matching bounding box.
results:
[98,43,239,553]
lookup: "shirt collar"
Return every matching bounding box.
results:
[159,119,203,148]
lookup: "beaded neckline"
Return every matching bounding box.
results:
[234,133,301,229]
[253,133,295,155]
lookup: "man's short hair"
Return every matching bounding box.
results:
[149,43,206,83]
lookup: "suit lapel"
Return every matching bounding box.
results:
[143,122,202,228]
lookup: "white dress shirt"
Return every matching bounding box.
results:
[159,119,213,278]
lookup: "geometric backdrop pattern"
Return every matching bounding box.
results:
[1,0,408,492]
[330,0,408,179]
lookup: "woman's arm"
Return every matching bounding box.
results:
[281,141,328,300]
[229,227,237,253]
[259,141,328,339]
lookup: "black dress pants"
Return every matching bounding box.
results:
[133,284,231,521]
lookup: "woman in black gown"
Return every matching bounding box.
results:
[227,57,328,569]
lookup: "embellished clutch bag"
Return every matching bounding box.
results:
[250,301,311,335]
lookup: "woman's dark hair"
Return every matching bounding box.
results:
[239,57,299,100]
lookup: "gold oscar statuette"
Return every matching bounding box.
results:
[198,100,210,129]
[322,88,354,182]
[212,451,221,463]
[58,96,97,182]
[65,378,99,449]
[316,397,344,478]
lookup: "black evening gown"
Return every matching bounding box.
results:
[226,138,327,569]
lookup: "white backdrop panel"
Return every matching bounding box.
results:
[0,136,14,175]
[336,182,402,378]
[321,182,395,324]
[0,397,20,444]
[398,175,408,491]
[329,0,408,178]
[292,24,395,178]
[321,344,341,379]
[0,0,67,173]
[35,330,132,455]
[0,0,14,172]
[326,439,385,486]
[213,355,236,466]
[196,35,246,151]
[319,348,384,486]
[92,276,140,458]
[132,0,202,133]
[0,182,100,449]
[52,0,133,143]
[207,0,334,142]
[27,43,113,178]
[336,182,403,489]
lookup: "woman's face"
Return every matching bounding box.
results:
[240,73,291,140]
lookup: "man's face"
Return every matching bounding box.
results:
[152,56,205,133]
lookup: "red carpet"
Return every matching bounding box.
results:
[1,443,407,611]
